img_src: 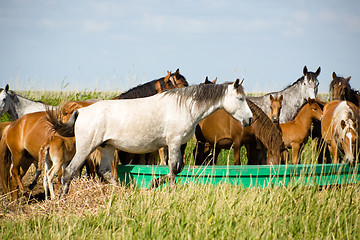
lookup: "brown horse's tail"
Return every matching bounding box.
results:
[46,108,79,137]
[0,132,12,194]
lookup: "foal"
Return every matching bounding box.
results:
[279,99,323,164]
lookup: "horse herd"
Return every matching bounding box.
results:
[0,67,359,200]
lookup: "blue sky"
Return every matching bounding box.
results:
[0,0,359,93]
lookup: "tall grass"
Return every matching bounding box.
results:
[1,181,359,239]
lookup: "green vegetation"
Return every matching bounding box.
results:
[1,91,359,239]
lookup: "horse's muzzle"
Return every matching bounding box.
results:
[243,117,254,127]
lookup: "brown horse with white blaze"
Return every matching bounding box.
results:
[321,100,359,164]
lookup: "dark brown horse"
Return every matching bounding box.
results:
[112,69,188,100]
[330,72,360,106]
[195,98,286,165]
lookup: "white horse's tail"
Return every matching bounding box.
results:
[47,109,79,137]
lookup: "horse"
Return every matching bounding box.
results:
[0,101,90,199]
[112,68,188,100]
[39,131,101,200]
[269,95,283,124]
[0,84,57,120]
[46,79,254,195]
[321,100,359,164]
[112,69,188,166]
[277,99,323,164]
[194,98,286,166]
[330,72,360,106]
[248,66,320,124]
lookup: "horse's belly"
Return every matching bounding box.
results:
[108,138,165,154]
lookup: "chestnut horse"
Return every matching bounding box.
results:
[195,98,286,165]
[321,100,359,164]
[279,99,323,164]
[330,72,360,106]
[0,101,91,199]
[269,95,283,125]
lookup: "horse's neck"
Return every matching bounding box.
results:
[12,95,48,118]
[279,83,307,122]
[293,106,313,131]
[190,99,223,124]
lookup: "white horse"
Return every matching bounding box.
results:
[0,84,58,120]
[47,79,254,195]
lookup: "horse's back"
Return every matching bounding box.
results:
[6,111,52,158]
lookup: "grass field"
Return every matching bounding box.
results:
[0,91,359,239]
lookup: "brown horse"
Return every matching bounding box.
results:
[0,122,11,139]
[330,72,360,106]
[0,112,52,199]
[0,101,91,199]
[269,95,283,124]
[195,98,286,165]
[278,99,323,164]
[321,100,359,164]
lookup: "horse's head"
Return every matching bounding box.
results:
[223,79,254,127]
[167,68,189,89]
[202,76,217,85]
[307,98,323,121]
[0,84,11,116]
[302,66,320,99]
[269,94,283,124]
[330,72,351,101]
[340,118,358,165]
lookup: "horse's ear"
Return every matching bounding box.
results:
[5,84,9,92]
[303,66,308,75]
[204,76,209,84]
[346,76,351,82]
[213,78,217,84]
[279,95,283,102]
[234,78,240,88]
[175,68,180,77]
[270,95,274,101]
[315,67,321,76]
[340,120,346,130]
[164,71,171,83]
[332,72,337,79]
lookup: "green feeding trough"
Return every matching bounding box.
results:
[117,163,360,189]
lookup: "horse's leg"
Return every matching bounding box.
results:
[29,164,41,190]
[159,147,168,165]
[329,140,338,163]
[194,141,205,165]
[291,143,301,164]
[98,145,119,185]
[233,145,241,165]
[150,142,183,189]
[39,146,51,199]
[62,150,93,196]
[47,159,64,200]
[213,147,221,165]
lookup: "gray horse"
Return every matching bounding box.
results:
[0,84,57,120]
[249,66,320,124]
